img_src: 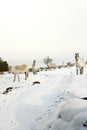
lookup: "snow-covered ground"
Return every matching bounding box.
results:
[0,66,87,130]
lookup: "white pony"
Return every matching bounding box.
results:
[9,64,29,82]
[47,63,57,69]
[75,53,85,75]
[32,60,37,74]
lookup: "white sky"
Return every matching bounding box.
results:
[0,0,87,65]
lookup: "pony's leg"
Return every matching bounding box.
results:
[25,72,27,80]
[17,74,20,82]
[14,74,16,82]
[80,67,84,74]
[76,68,78,75]
[25,72,28,80]
[26,72,28,79]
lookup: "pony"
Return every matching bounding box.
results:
[47,63,57,69]
[75,53,85,75]
[32,60,37,74]
[9,64,29,82]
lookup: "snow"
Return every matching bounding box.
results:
[0,66,87,130]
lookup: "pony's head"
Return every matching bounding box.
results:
[75,53,79,61]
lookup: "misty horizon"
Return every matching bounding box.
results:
[0,0,87,66]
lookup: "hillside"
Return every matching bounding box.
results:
[0,66,87,130]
